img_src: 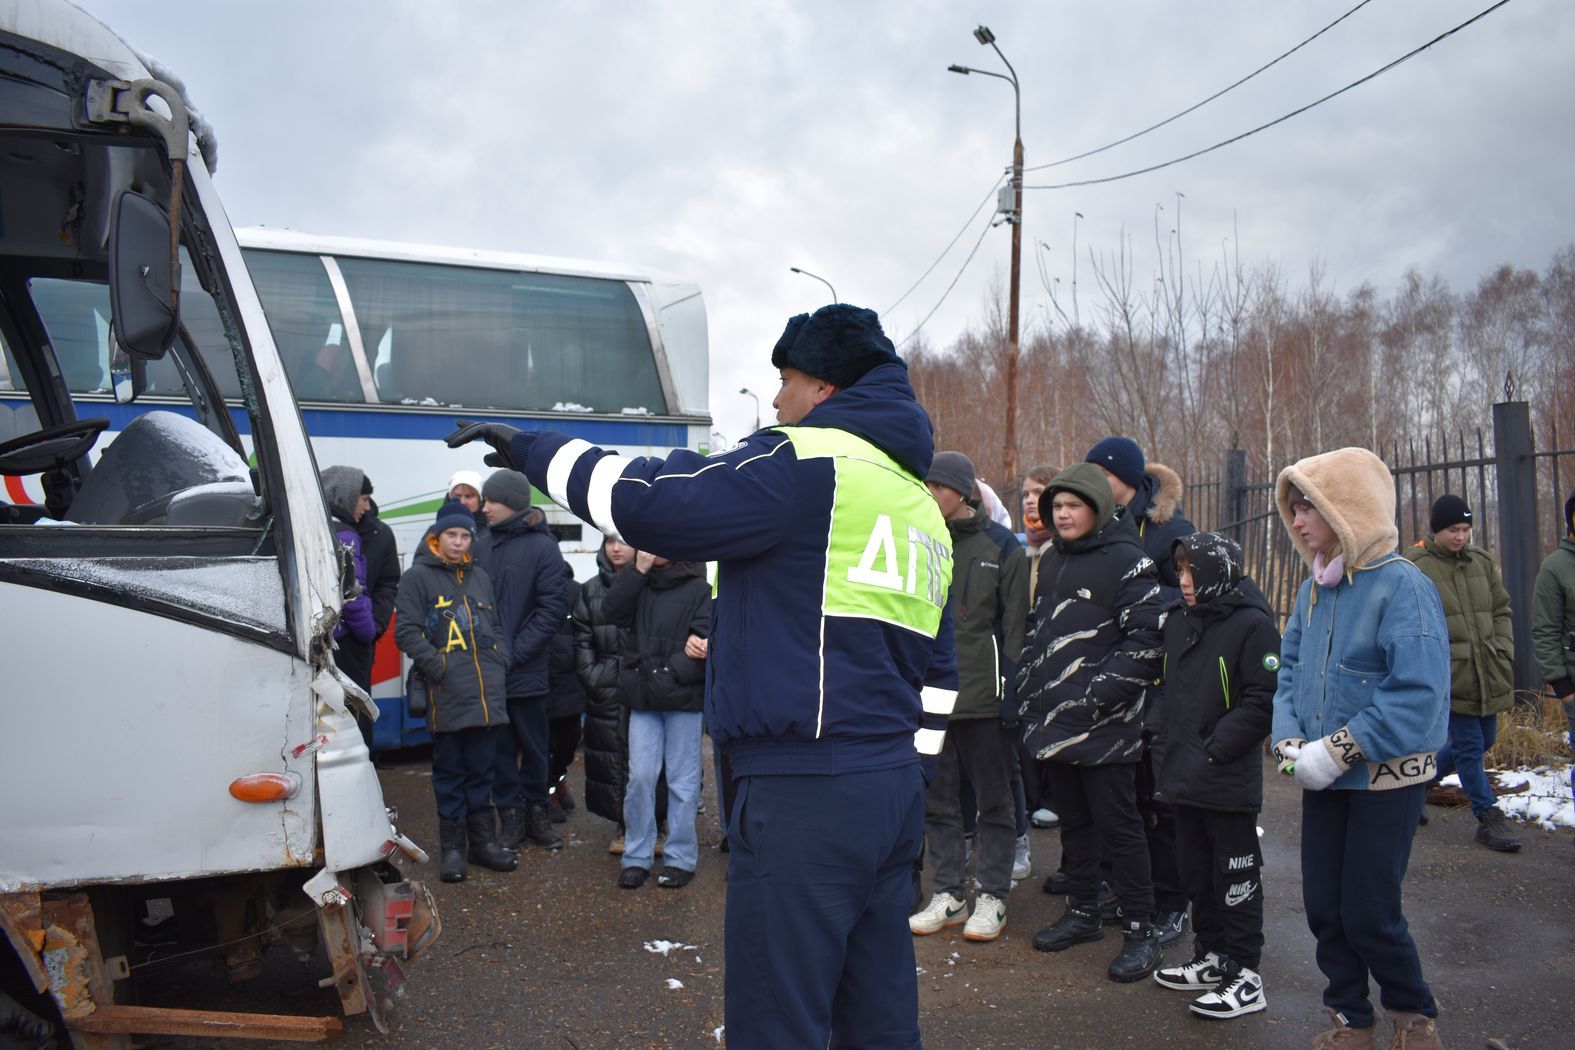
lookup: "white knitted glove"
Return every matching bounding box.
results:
[1293,737,1343,791]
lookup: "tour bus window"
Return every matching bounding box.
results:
[242,249,366,403]
[333,256,668,414]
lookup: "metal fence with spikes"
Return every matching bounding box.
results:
[1186,401,1575,693]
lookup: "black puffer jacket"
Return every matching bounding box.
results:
[546,577,589,719]
[1152,533,1278,812]
[1018,463,1165,765]
[605,561,711,713]
[574,548,632,823]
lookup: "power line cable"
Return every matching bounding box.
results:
[1024,0,1514,192]
[883,173,1004,315]
[1026,0,1377,173]
[896,214,995,348]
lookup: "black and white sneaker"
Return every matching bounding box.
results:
[1154,950,1223,991]
[1188,962,1266,1019]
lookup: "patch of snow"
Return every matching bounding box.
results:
[552,401,595,413]
[1495,765,1574,830]
[137,412,249,481]
[644,939,697,956]
[666,978,684,990]
[620,406,652,415]
[419,397,440,406]
[713,1026,724,1043]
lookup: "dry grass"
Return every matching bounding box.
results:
[1487,692,1574,769]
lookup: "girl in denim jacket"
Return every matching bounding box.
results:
[1269,447,1449,1050]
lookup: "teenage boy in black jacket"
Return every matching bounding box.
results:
[1151,532,1277,1021]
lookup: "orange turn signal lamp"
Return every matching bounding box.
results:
[228,772,302,803]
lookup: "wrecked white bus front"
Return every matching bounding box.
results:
[0,1,433,1042]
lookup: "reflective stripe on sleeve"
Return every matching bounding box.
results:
[914,726,947,756]
[921,685,958,716]
[545,438,595,506]
[585,453,627,535]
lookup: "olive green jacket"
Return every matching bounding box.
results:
[1531,538,1575,698]
[1404,540,1514,716]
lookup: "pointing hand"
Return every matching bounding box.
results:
[445,419,530,470]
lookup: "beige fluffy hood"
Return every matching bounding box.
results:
[1276,447,1398,570]
[1145,462,1182,525]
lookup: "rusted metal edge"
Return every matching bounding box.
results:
[70,1004,342,1043]
[0,891,49,993]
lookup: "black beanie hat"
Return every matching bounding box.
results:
[482,469,533,512]
[1085,436,1146,493]
[433,499,477,536]
[1429,494,1472,535]
[770,304,903,389]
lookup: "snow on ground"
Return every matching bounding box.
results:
[1494,766,1574,829]
[643,939,697,956]
[1438,764,1575,830]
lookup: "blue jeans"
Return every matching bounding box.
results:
[1435,712,1499,816]
[624,710,701,872]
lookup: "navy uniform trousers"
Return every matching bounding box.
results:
[724,764,926,1049]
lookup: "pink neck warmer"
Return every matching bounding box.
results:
[1313,551,1346,587]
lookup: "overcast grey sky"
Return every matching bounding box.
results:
[85,0,1575,443]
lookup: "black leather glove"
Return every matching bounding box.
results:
[444,419,530,470]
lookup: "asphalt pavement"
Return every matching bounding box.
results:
[149,744,1574,1050]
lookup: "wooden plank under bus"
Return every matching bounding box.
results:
[70,1005,343,1043]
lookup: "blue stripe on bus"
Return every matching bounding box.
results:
[2,396,693,446]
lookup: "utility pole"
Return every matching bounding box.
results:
[950,24,1022,490]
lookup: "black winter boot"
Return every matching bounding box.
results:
[438,818,468,883]
[1107,919,1162,983]
[525,804,563,850]
[498,808,527,850]
[1032,905,1104,952]
[466,812,519,872]
[1474,806,1522,852]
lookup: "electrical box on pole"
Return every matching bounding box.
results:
[997,183,1019,223]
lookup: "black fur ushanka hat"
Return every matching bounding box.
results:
[770,304,904,389]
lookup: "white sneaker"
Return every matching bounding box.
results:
[963,893,1006,942]
[1154,950,1223,990]
[909,892,968,935]
[1012,835,1032,880]
[1189,963,1266,1019]
[1030,807,1060,828]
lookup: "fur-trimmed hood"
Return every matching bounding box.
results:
[1134,462,1183,525]
[1276,447,1398,571]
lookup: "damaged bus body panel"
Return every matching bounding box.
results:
[0,1,434,1041]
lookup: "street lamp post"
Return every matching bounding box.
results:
[789,266,839,303]
[739,387,761,432]
[950,24,1023,490]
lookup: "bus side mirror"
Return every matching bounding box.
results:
[109,189,179,360]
